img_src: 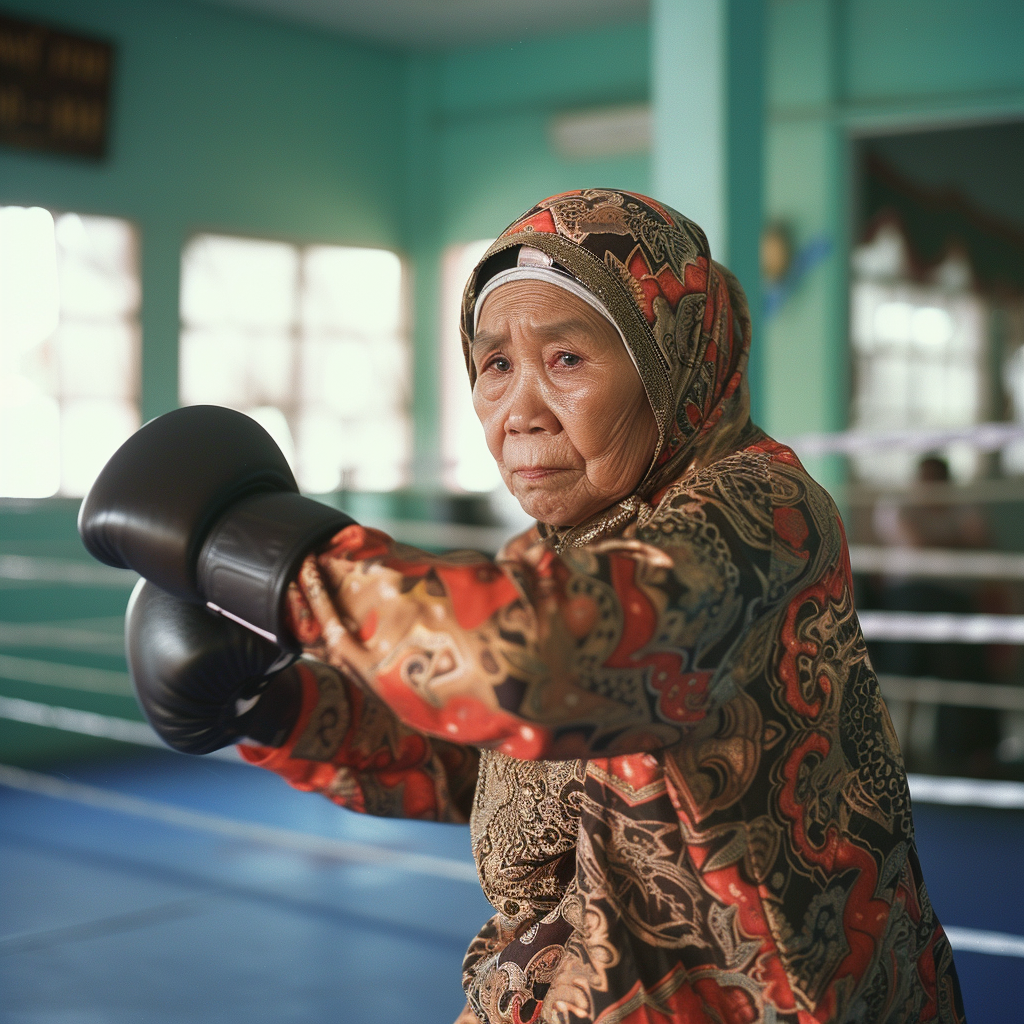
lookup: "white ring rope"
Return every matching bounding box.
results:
[877,675,1024,711]
[941,927,1024,959]
[0,555,138,588]
[858,611,1024,645]
[785,420,1024,457]
[0,694,238,761]
[0,653,133,696]
[0,762,479,883]
[848,545,1024,581]
[0,698,1021,816]
[9,542,1024,585]
[0,620,127,656]
[905,774,1024,812]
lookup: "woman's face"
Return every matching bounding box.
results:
[472,280,659,527]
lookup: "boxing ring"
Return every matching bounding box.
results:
[3,420,1024,1020]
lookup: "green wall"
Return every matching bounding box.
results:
[434,23,650,241]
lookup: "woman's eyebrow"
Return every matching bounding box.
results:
[534,318,596,340]
[471,330,506,354]
[472,317,599,352]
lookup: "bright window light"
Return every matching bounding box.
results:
[180,235,410,493]
[850,254,986,485]
[0,209,140,499]
[0,207,59,347]
[440,239,501,493]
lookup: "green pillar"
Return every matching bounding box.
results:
[139,219,183,423]
[651,0,766,423]
[402,54,445,493]
[760,0,848,494]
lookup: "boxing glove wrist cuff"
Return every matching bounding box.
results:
[198,492,353,649]
[237,665,303,748]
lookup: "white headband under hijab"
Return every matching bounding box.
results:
[473,246,638,370]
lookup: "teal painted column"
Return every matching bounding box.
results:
[760,0,848,495]
[651,1,726,253]
[139,220,183,423]
[402,54,445,492]
[651,0,766,423]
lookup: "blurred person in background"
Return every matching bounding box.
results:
[872,456,1003,776]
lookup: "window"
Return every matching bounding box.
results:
[440,238,499,492]
[179,235,410,493]
[0,206,140,498]
[850,225,988,485]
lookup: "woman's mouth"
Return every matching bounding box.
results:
[513,466,570,481]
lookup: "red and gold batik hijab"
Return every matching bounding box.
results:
[460,188,755,545]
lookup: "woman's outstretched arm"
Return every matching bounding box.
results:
[285,445,838,760]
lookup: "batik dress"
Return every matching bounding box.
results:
[240,190,965,1023]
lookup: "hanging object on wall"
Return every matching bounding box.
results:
[0,12,113,160]
[761,220,832,318]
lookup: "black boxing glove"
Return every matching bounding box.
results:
[79,405,353,648]
[126,579,303,754]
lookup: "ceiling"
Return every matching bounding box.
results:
[200,0,648,50]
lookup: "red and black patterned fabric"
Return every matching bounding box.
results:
[240,191,965,1024]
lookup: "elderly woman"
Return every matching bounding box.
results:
[86,190,964,1024]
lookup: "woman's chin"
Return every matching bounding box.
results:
[511,485,598,529]
[512,488,573,527]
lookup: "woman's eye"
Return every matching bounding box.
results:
[556,352,582,367]
[490,356,511,372]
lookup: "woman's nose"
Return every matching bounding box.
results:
[504,370,560,436]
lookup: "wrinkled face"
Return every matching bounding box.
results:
[472,280,659,527]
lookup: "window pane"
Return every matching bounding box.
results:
[180,235,409,492]
[247,405,296,467]
[302,247,402,335]
[60,398,139,497]
[0,378,60,498]
[302,338,367,417]
[294,409,412,495]
[55,213,139,321]
[849,274,987,485]
[181,235,298,331]
[348,414,410,492]
[0,207,139,498]
[56,321,138,401]
[440,239,500,492]
[0,206,59,350]
[295,411,346,494]
[180,328,294,408]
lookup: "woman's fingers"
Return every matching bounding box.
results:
[297,555,371,675]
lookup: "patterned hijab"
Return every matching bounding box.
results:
[460,188,754,544]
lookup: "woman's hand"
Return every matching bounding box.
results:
[286,525,554,759]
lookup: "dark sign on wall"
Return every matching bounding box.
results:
[0,12,113,159]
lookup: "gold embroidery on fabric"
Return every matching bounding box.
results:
[471,751,586,921]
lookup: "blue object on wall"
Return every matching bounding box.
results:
[763,233,832,319]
